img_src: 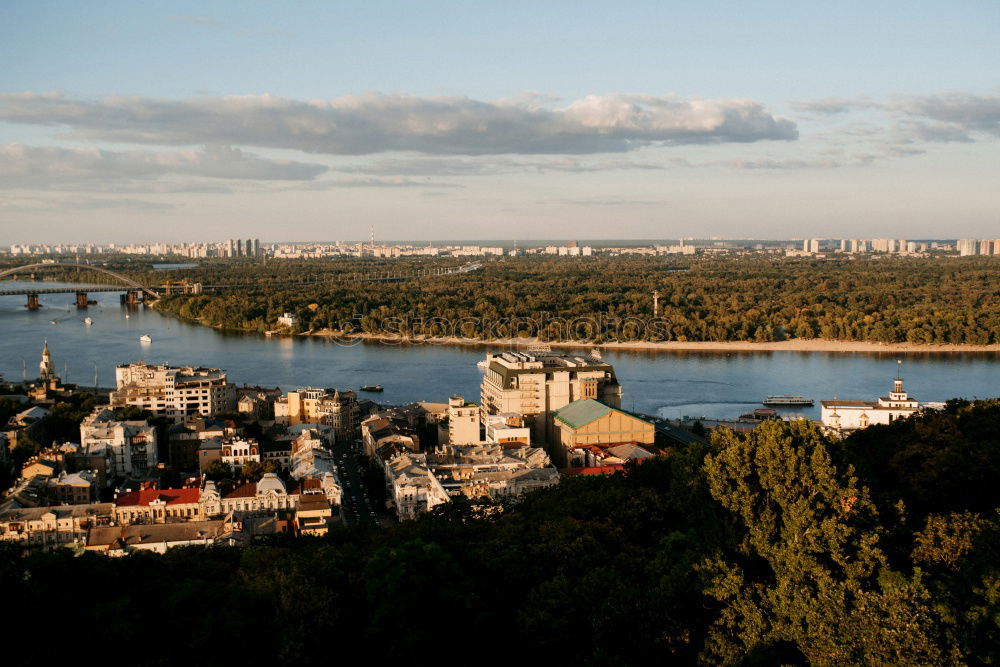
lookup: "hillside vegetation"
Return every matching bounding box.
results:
[6,400,1000,665]
[142,255,1000,344]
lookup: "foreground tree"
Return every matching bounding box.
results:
[702,420,952,665]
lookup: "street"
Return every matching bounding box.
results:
[332,439,379,526]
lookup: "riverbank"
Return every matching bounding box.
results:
[305,330,1000,354]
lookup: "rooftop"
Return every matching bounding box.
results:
[553,399,651,430]
[115,488,200,507]
[87,519,229,548]
[486,352,617,389]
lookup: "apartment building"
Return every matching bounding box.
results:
[0,502,114,550]
[274,388,358,442]
[114,488,203,525]
[202,473,342,523]
[382,452,450,520]
[483,413,531,447]
[79,409,159,480]
[220,437,261,472]
[480,352,622,442]
[444,395,480,445]
[110,363,236,421]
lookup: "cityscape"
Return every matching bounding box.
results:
[3,1,999,664]
[9,235,1000,259]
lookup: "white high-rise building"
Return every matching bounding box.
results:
[958,239,978,256]
[480,352,622,442]
[110,363,236,421]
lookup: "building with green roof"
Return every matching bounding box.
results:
[551,399,655,467]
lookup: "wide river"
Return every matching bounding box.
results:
[2,281,998,421]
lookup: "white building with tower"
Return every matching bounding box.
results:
[820,365,940,431]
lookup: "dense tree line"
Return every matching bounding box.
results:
[5,401,1000,665]
[5,255,1000,344]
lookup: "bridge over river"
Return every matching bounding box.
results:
[0,262,162,309]
[0,260,484,309]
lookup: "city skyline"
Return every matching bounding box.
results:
[2,1,999,242]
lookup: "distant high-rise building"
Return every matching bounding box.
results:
[958,239,977,256]
[236,239,244,257]
[245,238,253,258]
[809,238,821,254]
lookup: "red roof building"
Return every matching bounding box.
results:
[115,488,201,507]
[113,488,203,525]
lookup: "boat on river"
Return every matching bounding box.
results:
[84,317,93,326]
[360,384,383,392]
[762,395,814,406]
[139,334,152,343]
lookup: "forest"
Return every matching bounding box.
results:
[4,255,1000,344]
[5,400,1000,665]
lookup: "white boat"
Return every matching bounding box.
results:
[139,334,152,343]
[125,313,130,319]
[84,317,93,325]
[476,359,489,370]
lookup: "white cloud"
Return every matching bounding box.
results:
[793,92,1000,143]
[0,144,328,190]
[336,155,665,177]
[0,91,798,156]
[790,97,877,115]
[895,94,1000,138]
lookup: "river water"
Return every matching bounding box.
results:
[1,281,998,421]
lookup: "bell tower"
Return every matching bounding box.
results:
[889,360,907,401]
[39,339,55,381]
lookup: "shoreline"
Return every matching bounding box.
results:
[303,330,1000,354]
[149,307,1000,354]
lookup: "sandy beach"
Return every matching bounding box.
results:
[305,331,1000,354]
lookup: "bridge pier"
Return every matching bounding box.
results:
[123,289,142,305]
[75,291,89,308]
[26,294,39,310]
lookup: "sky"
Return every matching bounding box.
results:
[1,1,998,243]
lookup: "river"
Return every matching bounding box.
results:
[1,281,998,421]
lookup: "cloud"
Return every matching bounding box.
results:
[4,195,175,211]
[0,91,798,156]
[793,92,1000,143]
[336,155,665,177]
[67,197,176,210]
[895,94,1000,137]
[0,144,328,190]
[715,158,840,170]
[790,97,876,115]
[295,176,462,189]
[897,121,974,143]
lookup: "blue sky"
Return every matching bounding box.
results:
[1,1,998,242]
